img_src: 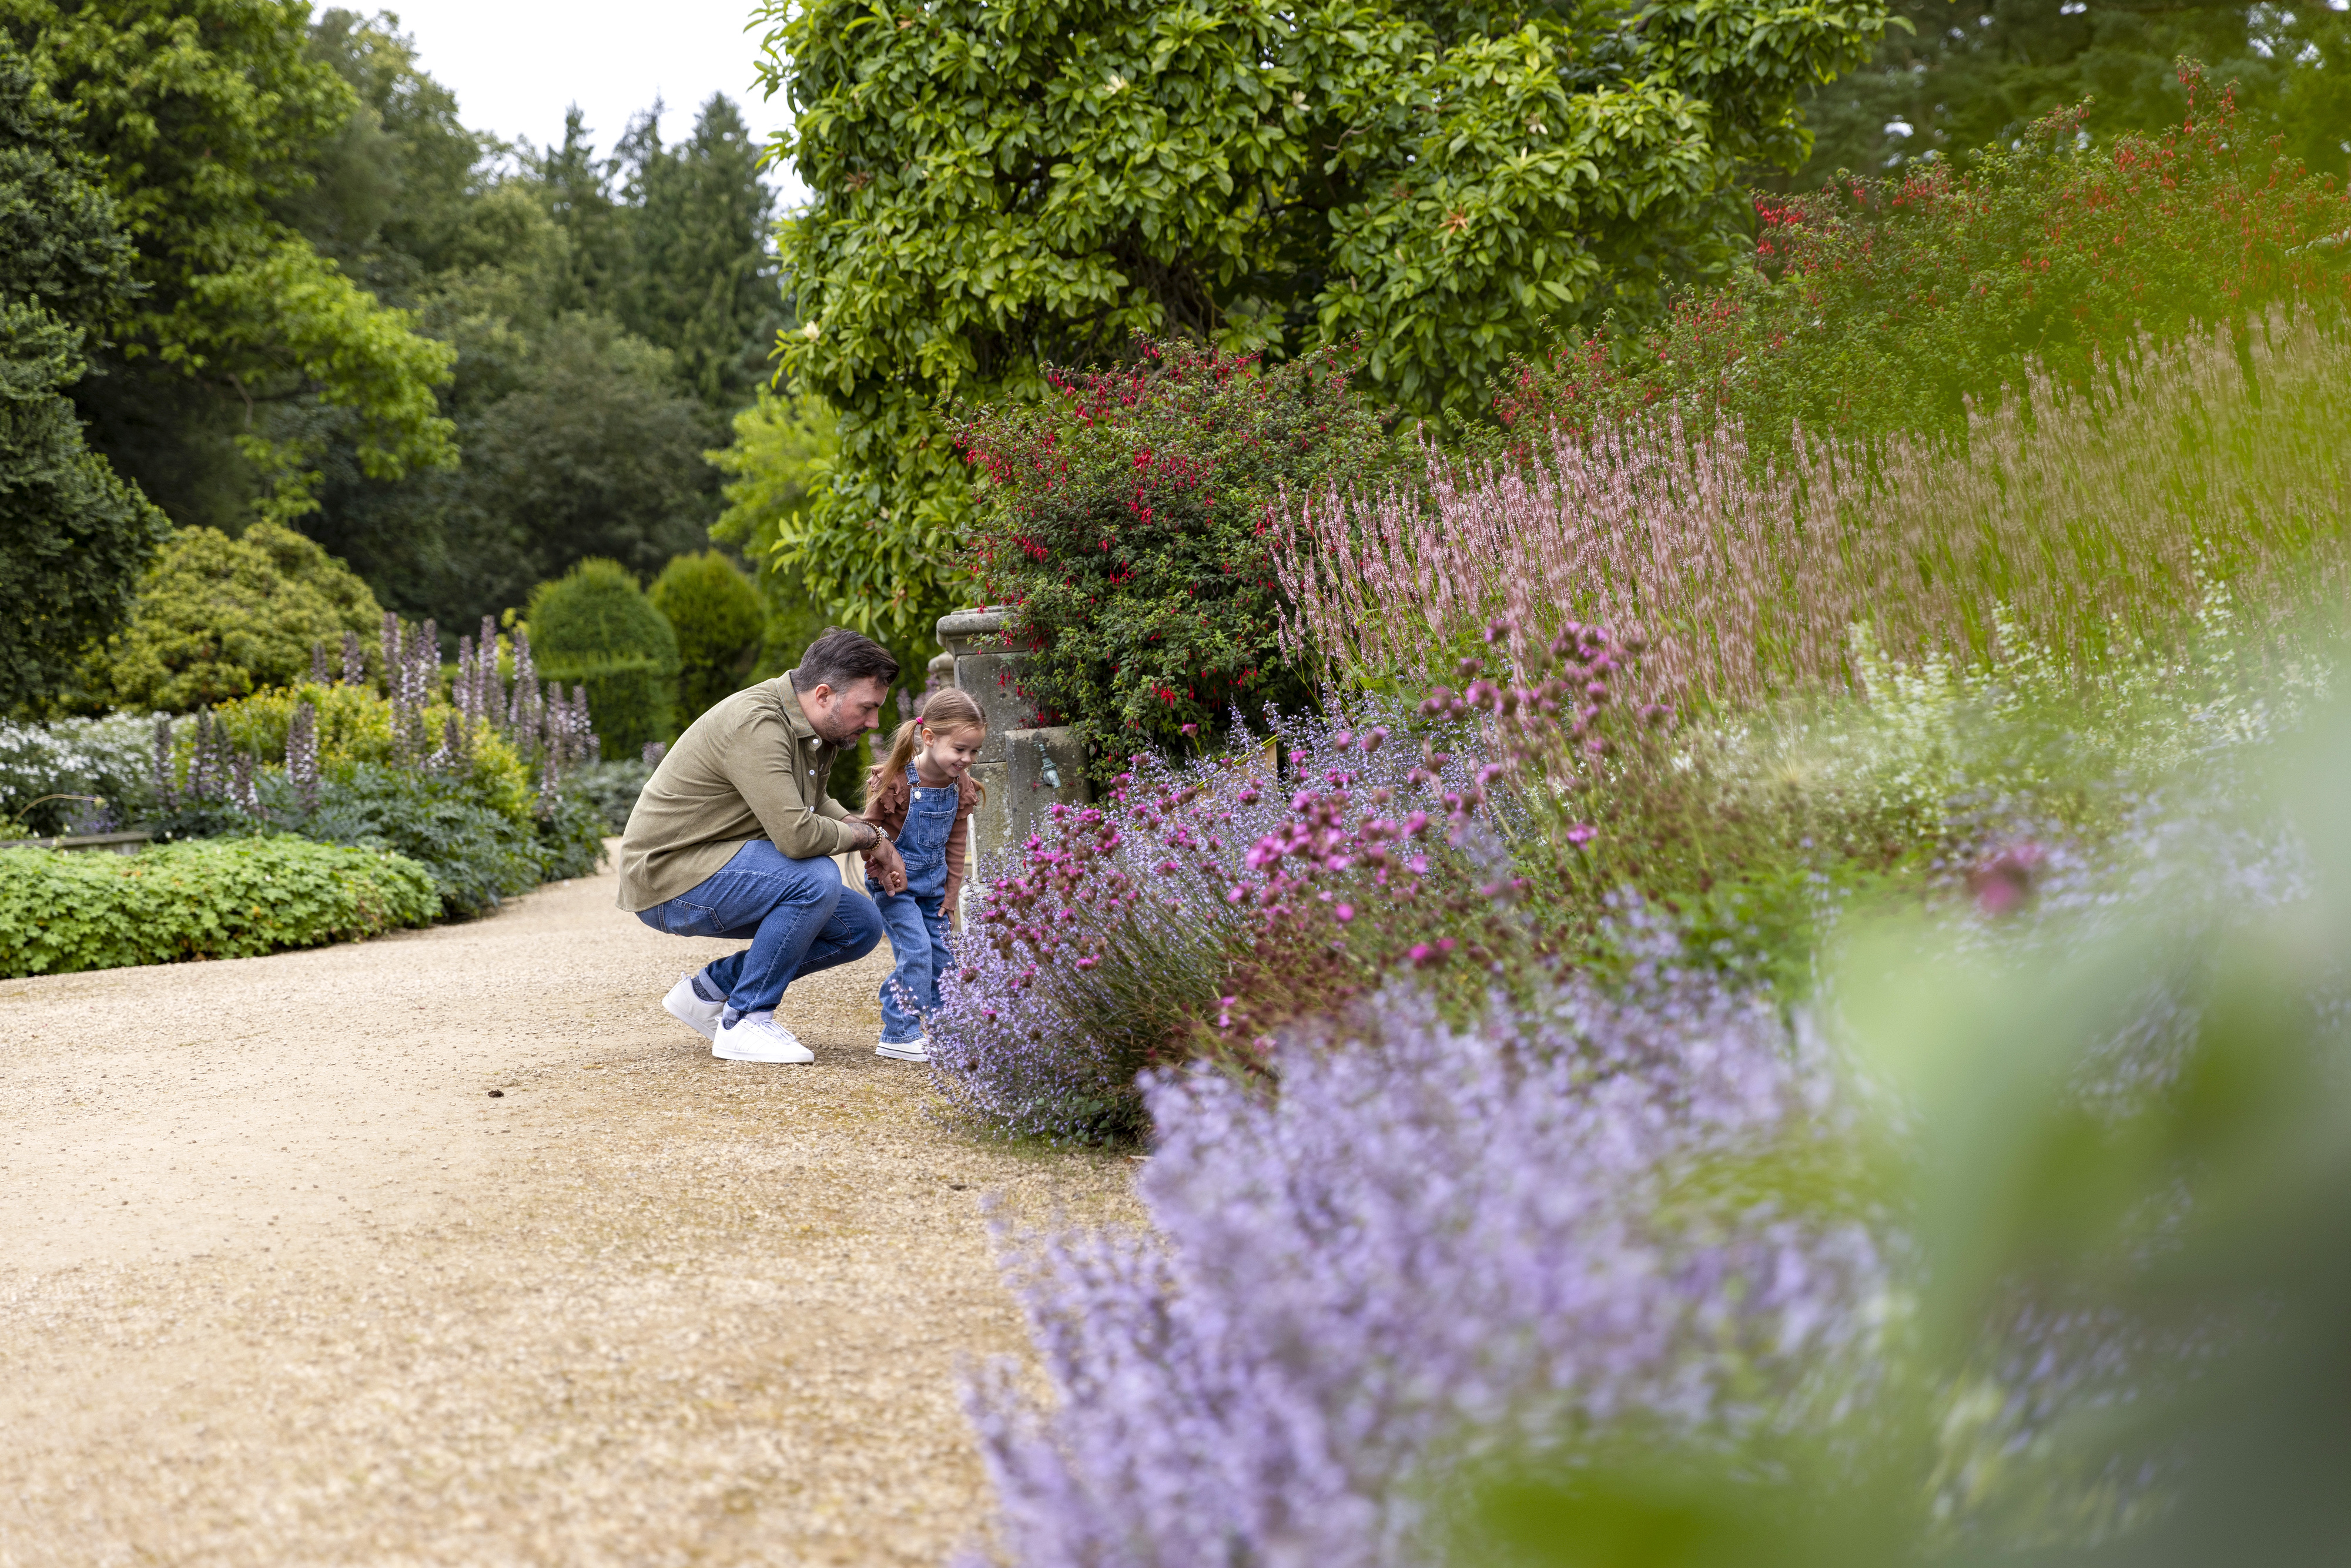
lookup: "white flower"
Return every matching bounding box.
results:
[801,320,822,341]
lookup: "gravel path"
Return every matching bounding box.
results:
[0,850,1137,1566]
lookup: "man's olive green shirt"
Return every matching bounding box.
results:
[615,675,862,912]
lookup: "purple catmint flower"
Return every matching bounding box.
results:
[929,696,1505,1140]
[957,957,1889,1567]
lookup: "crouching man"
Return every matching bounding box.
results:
[617,627,909,1064]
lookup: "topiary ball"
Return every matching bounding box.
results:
[525,559,681,758]
[648,551,764,723]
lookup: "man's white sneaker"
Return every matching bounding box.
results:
[712,1012,813,1064]
[876,1035,930,1064]
[663,973,725,1042]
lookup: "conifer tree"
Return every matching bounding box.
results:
[616,95,783,410]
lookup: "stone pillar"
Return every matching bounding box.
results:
[936,608,1090,874]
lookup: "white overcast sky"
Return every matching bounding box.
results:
[370,1,810,205]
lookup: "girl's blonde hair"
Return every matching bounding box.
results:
[869,685,988,802]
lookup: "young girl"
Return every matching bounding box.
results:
[859,688,986,1062]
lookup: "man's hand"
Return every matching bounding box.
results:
[866,832,908,895]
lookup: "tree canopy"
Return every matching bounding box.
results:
[1791,0,2351,186]
[296,18,784,632]
[608,96,786,410]
[752,0,1890,642]
[0,35,169,714]
[1,0,458,527]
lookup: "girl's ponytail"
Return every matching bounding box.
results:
[868,717,923,794]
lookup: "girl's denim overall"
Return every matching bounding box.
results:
[868,766,957,1044]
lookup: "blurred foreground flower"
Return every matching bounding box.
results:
[958,655,2351,1567]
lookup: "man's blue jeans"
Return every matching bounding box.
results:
[635,840,883,1023]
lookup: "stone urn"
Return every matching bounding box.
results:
[936,607,1090,876]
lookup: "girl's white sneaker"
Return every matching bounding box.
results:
[876,1035,930,1064]
[713,1013,813,1064]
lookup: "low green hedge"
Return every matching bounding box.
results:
[0,837,439,979]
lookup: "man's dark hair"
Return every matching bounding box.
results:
[791,626,900,693]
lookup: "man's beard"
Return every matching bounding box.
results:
[812,713,866,748]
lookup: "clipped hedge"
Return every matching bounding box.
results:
[528,558,679,756]
[648,551,763,721]
[0,836,438,978]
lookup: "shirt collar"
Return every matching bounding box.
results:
[773,674,831,751]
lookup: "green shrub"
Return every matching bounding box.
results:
[89,524,385,712]
[206,681,534,824]
[1481,77,2351,457]
[958,338,1392,782]
[0,836,437,978]
[568,757,654,832]
[0,712,159,835]
[525,558,679,756]
[648,551,763,721]
[536,782,611,880]
[291,763,551,919]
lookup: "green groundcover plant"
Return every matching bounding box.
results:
[568,757,655,833]
[291,764,600,920]
[0,836,438,979]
